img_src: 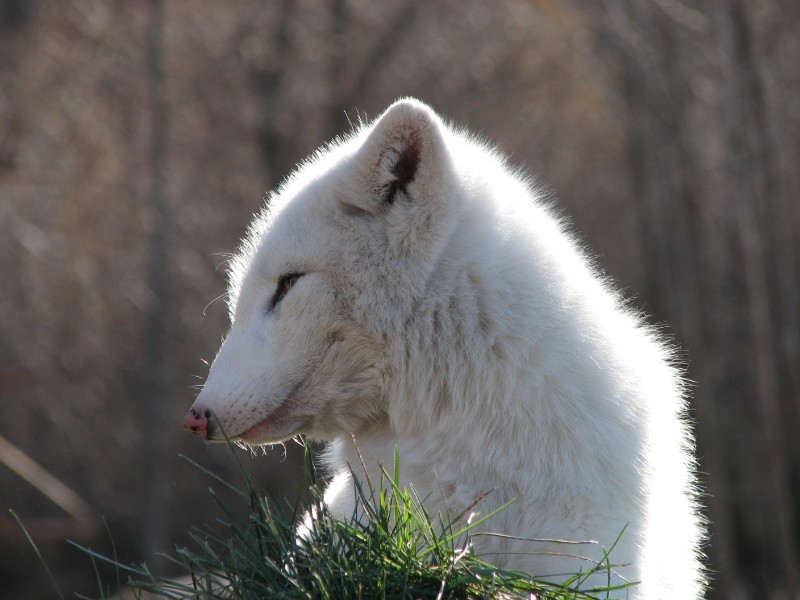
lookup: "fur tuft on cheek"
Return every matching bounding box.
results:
[299,326,387,439]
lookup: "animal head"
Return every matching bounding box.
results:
[184,99,467,444]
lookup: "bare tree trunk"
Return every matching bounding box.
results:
[713,2,799,595]
[249,0,296,190]
[143,0,170,573]
[324,0,348,141]
[329,0,420,122]
[745,2,800,475]
[605,4,737,596]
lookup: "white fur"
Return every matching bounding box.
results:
[190,99,705,598]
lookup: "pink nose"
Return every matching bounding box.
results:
[184,406,209,436]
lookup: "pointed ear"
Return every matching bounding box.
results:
[352,98,447,212]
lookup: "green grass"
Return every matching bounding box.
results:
[26,440,633,599]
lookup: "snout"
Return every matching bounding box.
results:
[183,406,211,437]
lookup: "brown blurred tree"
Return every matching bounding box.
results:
[1,2,799,598]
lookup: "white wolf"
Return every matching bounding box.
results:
[184,98,705,598]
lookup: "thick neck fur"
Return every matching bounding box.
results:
[329,169,654,517]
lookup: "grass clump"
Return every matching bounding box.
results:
[71,441,630,599]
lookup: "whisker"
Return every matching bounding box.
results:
[203,293,228,316]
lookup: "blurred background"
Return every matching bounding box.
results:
[1,1,798,598]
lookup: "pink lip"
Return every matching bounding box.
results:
[238,396,298,443]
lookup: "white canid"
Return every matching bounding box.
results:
[185,98,705,598]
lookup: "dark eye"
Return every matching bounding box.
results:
[269,273,302,312]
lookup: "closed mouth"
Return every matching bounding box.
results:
[235,379,306,444]
[239,398,297,442]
